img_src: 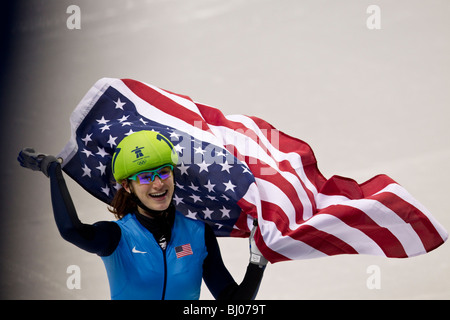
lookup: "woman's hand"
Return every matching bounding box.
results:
[249,219,268,267]
[18,147,60,177]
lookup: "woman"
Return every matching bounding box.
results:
[18,130,267,300]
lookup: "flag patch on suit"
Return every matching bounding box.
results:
[175,244,193,258]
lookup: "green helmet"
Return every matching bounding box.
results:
[111,130,178,182]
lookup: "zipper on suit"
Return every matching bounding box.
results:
[161,248,167,300]
[160,235,172,300]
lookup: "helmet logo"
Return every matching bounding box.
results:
[131,146,145,158]
[130,145,149,166]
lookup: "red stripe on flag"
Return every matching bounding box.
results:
[291,224,359,256]
[322,204,408,257]
[122,78,208,128]
[253,225,290,263]
[222,142,316,224]
[231,198,256,237]
[260,201,359,257]
[370,192,445,253]
[197,103,322,168]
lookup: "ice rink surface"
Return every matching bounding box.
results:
[1,0,449,299]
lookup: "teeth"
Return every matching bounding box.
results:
[150,191,167,197]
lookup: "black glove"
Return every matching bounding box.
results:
[17,147,60,177]
[249,219,268,267]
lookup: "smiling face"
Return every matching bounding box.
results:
[122,170,175,215]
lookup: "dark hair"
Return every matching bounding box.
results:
[108,185,137,219]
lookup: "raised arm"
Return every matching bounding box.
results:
[202,223,267,300]
[18,148,121,256]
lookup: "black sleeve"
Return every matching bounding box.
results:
[202,224,265,300]
[48,161,121,256]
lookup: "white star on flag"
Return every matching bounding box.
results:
[114,98,126,110]
[204,180,216,193]
[81,133,92,146]
[107,135,117,148]
[96,162,107,176]
[223,180,236,192]
[96,147,109,158]
[197,161,210,173]
[96,116,109,125]
[202,208,214,219]
[81,164,91,178]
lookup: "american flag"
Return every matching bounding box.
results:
[175,244,194,259]
[58,78,447,263]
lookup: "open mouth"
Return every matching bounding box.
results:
[149,190,168,199]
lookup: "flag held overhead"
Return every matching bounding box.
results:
[58,78,448,263]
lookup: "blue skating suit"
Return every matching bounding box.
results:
[101,212,207,300]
